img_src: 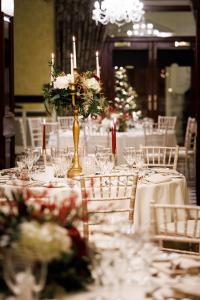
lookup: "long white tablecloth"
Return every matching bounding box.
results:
[0,170,188,233]
[49,129,177,164]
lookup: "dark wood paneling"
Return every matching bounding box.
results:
[192,0,200,204]
[144,5,191,12]
[15,95,44,103]
[0,12,5,169]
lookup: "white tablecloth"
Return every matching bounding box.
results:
[134,176,188,232]
[0,170,188,233]
[49,129,177,164]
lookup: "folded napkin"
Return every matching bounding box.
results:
[146,174,172,184]
[171,257,200,271]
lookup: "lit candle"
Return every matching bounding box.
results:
[72,36,77,69]
[50,53,55,84]
[70,53,74,83]
[111,120,116,155]
[96,51,100,78]
[42,119,46,151]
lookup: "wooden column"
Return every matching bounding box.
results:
[0,12,15,169]
[192,0,200,204]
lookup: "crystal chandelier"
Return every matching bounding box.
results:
[92,0,145,27]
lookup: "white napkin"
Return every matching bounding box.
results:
[171,257,200,270]
[146,174,172,184]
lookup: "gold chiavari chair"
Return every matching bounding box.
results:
[178,117,197,179]
[57,116,74,130]
[141,145,179,170]
[80,173,138,241]
[158,116,177,131]
[151,202,200,255]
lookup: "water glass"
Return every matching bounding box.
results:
[16,155,26,171]
[123,147,136,168]
[82,155,96,175]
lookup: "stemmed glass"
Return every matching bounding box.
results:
[95,153,113,174]
[135,150,145,176]
[123,147,136,169]
[3,249,47,300]
[24,151,35,179]
[16,155,26,172]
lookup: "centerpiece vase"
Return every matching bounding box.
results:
[67,87,82,177]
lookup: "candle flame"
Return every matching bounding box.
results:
[72,36,76,42]
[43,119,46,124]
[51,53,55,59]
[70,53,73,59]
[96,51,99,56]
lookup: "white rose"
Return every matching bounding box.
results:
[85,78,100,92]
[53,74,72,89]
[17,221,72,262]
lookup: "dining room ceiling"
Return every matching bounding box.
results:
[106,0,195,37]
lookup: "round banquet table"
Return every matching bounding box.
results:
[0,169,188,233]
[49,129,177,164]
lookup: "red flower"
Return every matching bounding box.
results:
[68,226,88,258]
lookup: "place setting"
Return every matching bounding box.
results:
[0,1,200,299]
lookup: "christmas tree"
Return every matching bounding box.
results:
[110,66,140,131]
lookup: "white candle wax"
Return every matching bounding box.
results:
[96,51,100,78]
[70,53,74,83]
[72,36,77,69]
[50,52,55,84]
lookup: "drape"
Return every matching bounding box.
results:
[55,0,106,73]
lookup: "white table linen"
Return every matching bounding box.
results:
[49,129,177,164]
[0,169,188,233]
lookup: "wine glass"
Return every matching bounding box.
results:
[123,147,136,169]
[135,150,145,175]
[24,152,35,179]
[16,155,26,172]
[3,249,47,300]
[95,153,110,174]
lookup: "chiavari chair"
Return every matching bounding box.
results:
[141,145,179,170]
[80,173,138,241]
[151,202,200,255]
[158,116,177,131]
[178,117,197,179]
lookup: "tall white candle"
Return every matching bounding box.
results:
[72,36,77,69]
[50,52,55,84]
[70,53,74,83]
[96,51,100,78]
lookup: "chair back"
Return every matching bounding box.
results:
[151,202,200,255]
[81,173,138,240]
[158,116,177,130]
[57,116,74,130]
[184,117,197,152]
[141,145,179,170]
[28,117,43,147]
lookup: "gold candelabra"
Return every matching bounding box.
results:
[67,78,82,178]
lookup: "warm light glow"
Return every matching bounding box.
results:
[96,51,99,57]
[72,36,76,42]
[128,20,173,37]
[1,0,14,16]
[43,119,46,124]
[92,0,144,27]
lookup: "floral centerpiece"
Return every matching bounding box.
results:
[43,62,107,118]
[0,189,94,298]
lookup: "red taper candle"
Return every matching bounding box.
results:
[112,121,116,155]
[42,119,46,150]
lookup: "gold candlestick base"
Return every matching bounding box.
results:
[67,105,82,178]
